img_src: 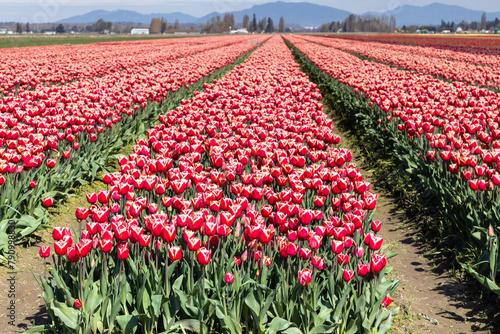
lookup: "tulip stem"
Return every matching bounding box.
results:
[103,253,107,281]
[118,260,123,295]
[286,257,291,286]
[190,252,194,292]
[79,260,83,299]
[303,286,306,307]
[165,244,169,296]
[44,261,46,280]
[202,266,205,295]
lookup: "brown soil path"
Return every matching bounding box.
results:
[328,111,497,334]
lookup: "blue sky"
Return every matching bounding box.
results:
[0,0,498,23]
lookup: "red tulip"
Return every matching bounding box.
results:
[39,246,50,258]
[382,296,393,307]
[169,246,183,261]
[342,269,354,282]
[74,299,82,308]
[139,234,152,248]
[196,247,211,265]
[54,240,68,256]
[370,253,387,274]
[66,246,79,263]
[29,180,37,188]
[161,225,176,243]
[86,193,97,204]
[75,208,89,220]
[298,248,312,260]
[224,273,234,284]
[99,239,113,253]
[297,268,312,286]
[357,263,370,277]
[187,237,201,252]
[117,242,129,260]
[42,197,53,207]
[76,239,92,257]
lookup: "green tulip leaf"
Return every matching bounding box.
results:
[116,315,138,334]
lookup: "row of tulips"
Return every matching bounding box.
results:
[302,35,500,91]
[35,36,399,334]
[0,36,250,95]
[329,34,500,56]
[0,36,266,264]
[284,36,500,294]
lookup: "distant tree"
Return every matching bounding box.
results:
[55,24,65,34]
[481,12,487,30]
[25,22,30,32]
[278,16,285,32]
[174,19,179,30]
[16,23,23,34]
[93,19,112,33]
[252,14,257,32]
[149,18,162,34]
[161,18,167,33]
[258,17,266,32]
[265,17,274,33]
[242,14,249,29]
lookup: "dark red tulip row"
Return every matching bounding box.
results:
[300,35,500,91]
[43,35,391,294]
[286,35,500,191]
[0,36,257,95]
[328,34,500,56]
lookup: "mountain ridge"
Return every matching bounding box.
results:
[56,1,500,27]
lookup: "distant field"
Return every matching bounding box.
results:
[0,33,196,48]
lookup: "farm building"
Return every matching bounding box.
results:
[131,28,149,35]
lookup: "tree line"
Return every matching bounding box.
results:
[319,14,396,33]
[201,13,285,33]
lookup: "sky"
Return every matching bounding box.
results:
[0,0,498,23]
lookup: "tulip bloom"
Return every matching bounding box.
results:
[169,246,182,261]
[297,268,312,286]
[343,269,354,282]
[196,247,211,265]
[74,299,82,308]
[224,273,234,284]
[382,296,393,307]
[39,246,50,258]
[42,197,54,207]
[99,239,113,253]
[117,242,129,260]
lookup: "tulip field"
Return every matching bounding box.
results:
[284,34,500,296]
[3,31,500,333]
[8,35,404,333]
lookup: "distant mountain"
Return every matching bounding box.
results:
[372,2,500,27]
[56,2,500,28]
[196,2,351,27]
[57,1,351,27]
[56,9,199,24]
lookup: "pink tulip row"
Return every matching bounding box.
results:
[300,35,500,90]
[45,35,389,290]
[0,36,267,176]
[0,36,258,95]
[286,36,500,187]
